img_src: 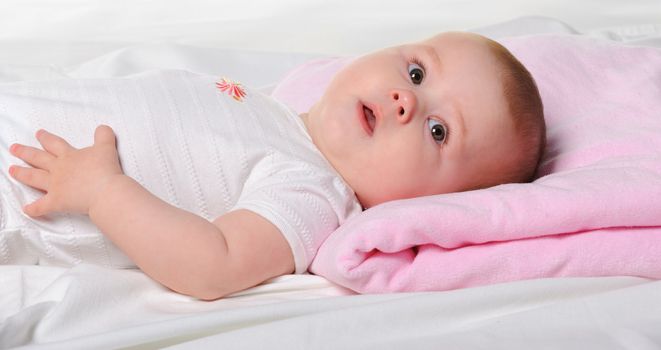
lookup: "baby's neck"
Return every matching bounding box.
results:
[298,113,310,131]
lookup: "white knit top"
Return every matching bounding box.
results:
[0,70,362,272]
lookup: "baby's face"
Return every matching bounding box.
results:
[304,32,520,208]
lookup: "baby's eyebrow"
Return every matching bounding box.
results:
[420,45,442,73]
[453,107,467,145]
[442,98,467,148]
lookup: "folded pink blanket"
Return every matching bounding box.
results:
[275,34,661,293]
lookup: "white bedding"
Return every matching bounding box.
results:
[1,1,660,349]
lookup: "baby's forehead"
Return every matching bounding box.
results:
[423,31,488,45]
[417,32,495,60]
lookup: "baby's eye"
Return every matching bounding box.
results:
[427,119,447,144]
[408,62,425,85]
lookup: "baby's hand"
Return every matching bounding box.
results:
[8,125,123,217]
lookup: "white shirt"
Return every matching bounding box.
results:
[0,70,362,273]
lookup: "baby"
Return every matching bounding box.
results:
[4,32,545,299]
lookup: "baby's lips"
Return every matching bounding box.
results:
[357,102,374,136]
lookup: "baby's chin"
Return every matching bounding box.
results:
[355,190,393,210]
[355,189,439,210]
[356,180,482,209]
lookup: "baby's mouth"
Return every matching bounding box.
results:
[363,105,376,134]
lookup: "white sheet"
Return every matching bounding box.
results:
[4,265,660,350]
[1,1,660,349]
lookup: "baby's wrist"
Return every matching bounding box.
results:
[88,173,129,216]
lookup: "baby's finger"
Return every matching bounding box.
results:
[23,196,53,217]
[94,125,117,148]
[36,129,74,156]
[8,165,50,192]
[9,143,55,170]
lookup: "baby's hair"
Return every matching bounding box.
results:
[484,38,546,185]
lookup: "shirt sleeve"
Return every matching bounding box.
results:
[232,163,360,274]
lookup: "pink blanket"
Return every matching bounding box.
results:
[275,34,661,293]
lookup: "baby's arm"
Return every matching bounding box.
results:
[8,126,294,300]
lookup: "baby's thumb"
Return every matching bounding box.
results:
[24,196,51,217]
[94,125,116,148]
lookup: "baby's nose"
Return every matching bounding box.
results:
[390,89,416,124]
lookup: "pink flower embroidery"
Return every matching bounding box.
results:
[216,77,247,102]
